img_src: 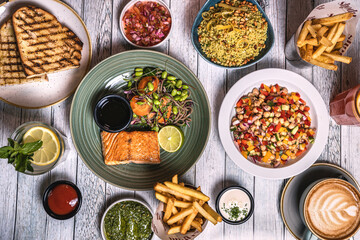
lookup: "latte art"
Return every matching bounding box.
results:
[304,179,360,240]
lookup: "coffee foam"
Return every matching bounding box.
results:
[304,179,360,240]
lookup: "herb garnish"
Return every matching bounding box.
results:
[222,202,249,221]
[0,138,43,173]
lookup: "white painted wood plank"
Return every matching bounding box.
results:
[312,0,341,165]
[340,8,360,240]
[254,0,287,239]
[14,109,52,240]
[224,67,256,240]
[0,103,21,240]
[74,0,111,239]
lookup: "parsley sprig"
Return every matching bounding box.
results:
[0,138,43,173]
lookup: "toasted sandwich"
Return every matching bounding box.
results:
[12,6,83,77]
[0,19,47,86]
[101,131,161,165]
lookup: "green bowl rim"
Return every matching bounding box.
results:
[69,49,212,190]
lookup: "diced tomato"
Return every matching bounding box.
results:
[236,100,243,107]
[289,99,294,104]
[261,119,266,125]
[275,84,280,92]
[261,83,265,89]
[245,133,252,138]
[304,106,310,111]
[241,139,247,145]
[260,89,269,96]
[267,125,274,133]
[299,98,306,104]
[274,106,279,112]
[278,98,286,104]
[274,123,281,132]
[296,149,305,156]
[305,120,311,126]
[281,111,286,118]
[263,141,268,146]
[294,132,300,139]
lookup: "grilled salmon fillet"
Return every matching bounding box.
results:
[12,6,83,77]
[0,19,47,85]
[101,131,160,165]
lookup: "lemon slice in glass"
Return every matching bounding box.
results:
[158,126,184,152]
[23,126,61,166]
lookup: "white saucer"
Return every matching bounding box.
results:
[280,162,360,239]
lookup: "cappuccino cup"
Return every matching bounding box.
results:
[299,178,360,240]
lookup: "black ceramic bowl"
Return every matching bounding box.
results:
[215,186,254,225]
[94,94,133,133]
[43,180,82,220]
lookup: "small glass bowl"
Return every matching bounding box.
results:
[119,0,173,48]
[42,180,82,220]
[215,186,254,225]
[11,121,65,175]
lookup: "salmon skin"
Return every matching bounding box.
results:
[101,131,160,165]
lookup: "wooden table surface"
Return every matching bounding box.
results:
[1,0,360,239]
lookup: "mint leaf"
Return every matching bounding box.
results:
[21,140,42,155]
[8,138,14,148]
[14,153,26,172]
[0,146,13,158]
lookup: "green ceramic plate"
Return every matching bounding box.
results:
[70,50,211,190]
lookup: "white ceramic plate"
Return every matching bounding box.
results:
[0,0,91,109]
[218,68,329,179]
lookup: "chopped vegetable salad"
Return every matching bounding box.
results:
[231,84,316,167]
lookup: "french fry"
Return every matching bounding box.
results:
[297,20,312,47]
[174,199,192,208]
[154,183,193,201]
[172,174,178,184]
[322,22,336,27]
[181,207,199,234]
[179,182,185,187]
[312,12,353,25]
[317,26,328,37]
[299,45,307,58]
[327,23,339,41]
[196,186,201,191]
[193,201,218,225]
[304,38,319,46]
[155,192,168,203]
[322,52,352,64]
[334,41,343,50]
[172,206,179,215]
[312,44,327,59]
[164,198,175,221]
[308,58,338,71]
[311,24,322,31]
[315,55,335,64]
[194,217,204,225]
[319,36,333,47]
[338,34,346,42]
[164,182,210,202]
[168,225,181,235]
[203,203,223,222]
[326,22,345,53]
[167,207,194,225]
[307,24,317,38]
[304,44,313,61]
[191,220,202,232]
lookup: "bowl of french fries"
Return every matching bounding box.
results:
[152,175,222,239]
[296,12,354,71]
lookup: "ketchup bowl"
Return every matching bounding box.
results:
[42,180,82,220]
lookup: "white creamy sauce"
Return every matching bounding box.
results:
[219,189,251,221]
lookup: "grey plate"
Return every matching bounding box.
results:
[280,162,360,240]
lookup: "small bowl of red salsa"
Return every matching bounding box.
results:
[120,0,172,48]
[43,180,82,220]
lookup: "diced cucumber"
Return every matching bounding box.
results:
[291,126,299,135]
[309,136,315,144]
[275,133,280,141]
[281,105,289,111]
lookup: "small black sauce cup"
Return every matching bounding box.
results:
[42,180,82,220]
[94,94,133,133]
[215,186,254,225]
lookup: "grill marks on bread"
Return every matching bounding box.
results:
[0,19,47,85]
[12,6,83,77]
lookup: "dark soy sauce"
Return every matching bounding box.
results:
[95,96,132,132]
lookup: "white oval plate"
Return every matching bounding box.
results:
[0,0,91,109]
[218,68,329,179]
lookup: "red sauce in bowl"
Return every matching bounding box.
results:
[47,184,79,215]
[122,1,171,47]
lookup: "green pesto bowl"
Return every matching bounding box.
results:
[70,50,211,190]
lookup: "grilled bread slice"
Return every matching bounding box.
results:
[0,19,47,86]
[12,6,83,77]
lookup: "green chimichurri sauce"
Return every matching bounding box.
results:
[104,201,153,240]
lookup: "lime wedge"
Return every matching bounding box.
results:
[23,126,60,166]
[158,126,184,152]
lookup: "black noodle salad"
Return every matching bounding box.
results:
[124,67,194,131]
